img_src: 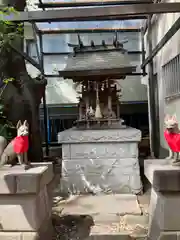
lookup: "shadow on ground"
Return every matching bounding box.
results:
[52,213,94,240]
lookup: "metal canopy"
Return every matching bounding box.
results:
[4,3,180,22]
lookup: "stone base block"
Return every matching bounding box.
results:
[149,230,180,240]
[0,219,53,240]
[61,158,142,194]
[149,188,180,231]
[0,185,50,231]
[0,163,54,233]
[58,127,142,195]
[144,159,180,191]
[144,159,180,239]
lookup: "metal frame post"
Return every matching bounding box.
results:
[39,32,49,156]
[147,16,157,158]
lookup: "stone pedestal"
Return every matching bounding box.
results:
[144,159,180,240]
[0,162,54,240]
[58,127,142,194]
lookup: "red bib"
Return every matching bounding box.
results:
[13,136,29,154]
[164,130,180,152]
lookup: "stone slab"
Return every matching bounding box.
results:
[123,215,149,229]
[0,162,53,194]
[53,194,142,222]
[58,127,141,144]
[144,159,180,192]
[88,232,131,240]
[62,143,138,159]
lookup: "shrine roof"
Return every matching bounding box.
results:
[59,47,136,79]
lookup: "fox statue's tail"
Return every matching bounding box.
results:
[0,137,16,167]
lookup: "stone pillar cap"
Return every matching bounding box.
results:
[0,162,54,194]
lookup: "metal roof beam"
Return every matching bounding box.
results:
[39,28,141,34]
[3,3,180,22]
[38,0,153,8]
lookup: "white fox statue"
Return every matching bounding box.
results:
[164,114,180,166]
[0,120,31,169]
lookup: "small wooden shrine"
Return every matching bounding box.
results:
[59,34,137,129]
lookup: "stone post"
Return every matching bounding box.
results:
[0,162,54,240]
[144,159,180,240]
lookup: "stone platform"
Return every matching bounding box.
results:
[144,159,180,240]
[52,194,149,240]
[58,127,142,194]
[0,163,54,240]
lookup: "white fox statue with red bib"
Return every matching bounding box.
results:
[164,114,180,166]
[0,120,31,170]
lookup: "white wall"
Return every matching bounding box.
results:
[144,0,180,153]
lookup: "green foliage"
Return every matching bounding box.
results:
[0,7,23,49]
[0,7,20,140]
[0,82,16,140]
[0,103,15,140]
[3,77,15,84]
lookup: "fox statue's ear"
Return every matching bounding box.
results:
[16,120,22,129]
[172,114,178,123]
[164,114,170,122]
[23,120,29,128]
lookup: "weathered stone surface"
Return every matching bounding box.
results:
[0,232,22,240]
[61,157,142,194]
[123,215,149,228]
[149,188,180,231]
[62,143,138,159]
[0,163,54,232]
[58,127,141,143]
[153,169,180,192]
[87,233,131,240]
[0,162,53,194]
[159,232,178,240]
[145,161,180,239]
[53,194,142,219]
[0,186,48,231]
[144,159,180,192]
[0,219,53,240]
[59,128,142,194]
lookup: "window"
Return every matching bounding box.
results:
[26,39,39,62]
[162,54,180,98]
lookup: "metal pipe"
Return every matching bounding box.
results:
[147,16,156,158]
[142,16,180,68]
[141,27,146,76]
[38,0,153,8]
[39,33,49,156]
[39,28,141,34]
[4,3,180,22]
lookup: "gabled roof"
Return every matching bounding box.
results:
[59,51,136,79]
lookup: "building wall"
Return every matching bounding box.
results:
[24,26,147,104]
[144,0,180,155]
